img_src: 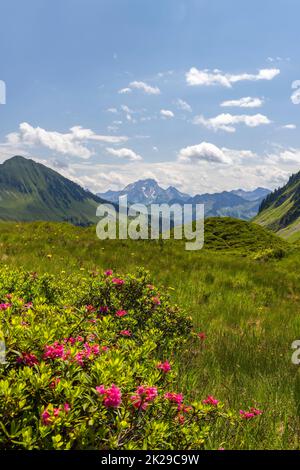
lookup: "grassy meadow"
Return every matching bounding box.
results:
[1,219,300,448]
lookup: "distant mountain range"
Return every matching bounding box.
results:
[255,171,300,241]
[0,156,106,225]
[98,179,270,220]
[98,179,190,205]
[0,156,271,224]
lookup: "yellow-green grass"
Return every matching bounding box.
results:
[1,219,300,449]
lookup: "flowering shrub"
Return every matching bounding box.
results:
[0,266,246,449]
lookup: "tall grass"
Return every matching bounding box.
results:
[1,221,300,448]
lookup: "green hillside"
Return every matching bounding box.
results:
[0,156,105,225]
[255,171,300,240]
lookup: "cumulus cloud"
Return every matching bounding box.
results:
[160,109,174,119]
[61,154,290,196]
[175,98,192,112]
[119,81,160,95]
[268,148,300,164]
[130,81,160,95]
[120,104,137,123]
[106,147,142,161]
[291,80,300,105]
[178,142,232,164]
[118,88,132,95]
[193,113,271,133]
[282,124,296,129]
[186,67,280,87]
[220,97,264,108]
[5,122,128,159]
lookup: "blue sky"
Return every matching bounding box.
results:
[0,0,300,194]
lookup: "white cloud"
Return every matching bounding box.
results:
[160,109,174,119]
[4,122,128,159]
[106,107,118,113]
[106,147,142,161]
[291,80,300,105]
[268,148,300,164]
[119,81,161,95]
[282,124,296,129]
[130,81,161,95]
[121,105,133,114]
[267,56,290,63]
[220,97,264,108]
[175,98,192,112]
[193,113,271,133]
[120,105,138,123]
[118,88,132,95]
[156,70,174,79]
[178,142,232,164]
[186,67,280,87]
[58,155,290,196]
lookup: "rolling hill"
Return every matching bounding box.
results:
[0,155,106,225]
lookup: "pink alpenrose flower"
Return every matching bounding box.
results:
[96,384,122,408]
[157,361,171,373]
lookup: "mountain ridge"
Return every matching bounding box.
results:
[0,155,106,225]
[98,179,270,220]
[255,171,300,240]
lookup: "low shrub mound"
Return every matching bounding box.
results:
[0,267,259,449]
[203,217,288,254]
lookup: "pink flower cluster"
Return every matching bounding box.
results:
[111,278,125,286]
[63,336,84,345]
[164,392,183,405]
[203,395,219,407]
[96,384,122,408]
[1,296,33,311]
[120,330,132,337]
[17,352,39,367]
[43,340,102,365]
[157,360,171,373]
[43,341,66,360]
[197,332,206,341]
[151,296,161,306]
[104,269,113,276]
[240,407,263,419]
[85,305,96,313]
[41,403,70,426]
[0,303,11,311]
[130,385,158,410]
[177,404,193,425]
[115,309,127,318]
[99,306,109,313]
[74,343,101,366]
[23,302,33,309]
[49,377,61,389]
